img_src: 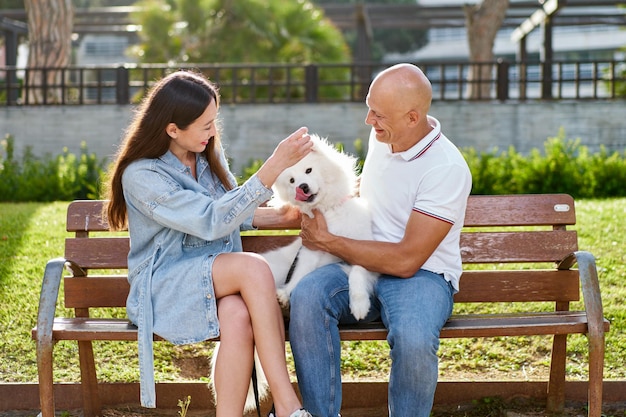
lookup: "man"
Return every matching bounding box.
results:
[289,63,472,417]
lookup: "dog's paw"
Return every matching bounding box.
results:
[349,296,371,321]
[276,288,291,308]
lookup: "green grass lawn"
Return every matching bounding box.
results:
[1,199,625,384]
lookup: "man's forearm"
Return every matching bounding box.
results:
[322,235,422,278]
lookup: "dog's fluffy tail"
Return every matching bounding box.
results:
[210,342,269,413]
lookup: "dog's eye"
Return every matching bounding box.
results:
[305,168,312,174]
[289,178,295,184]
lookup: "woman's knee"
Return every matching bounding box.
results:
[246,253,276,286]
[217,295,253,339]
[214,252,275,295]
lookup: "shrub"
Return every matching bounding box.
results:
[462,128,626,198]
[0,135,106,202]
[1,130,625,202]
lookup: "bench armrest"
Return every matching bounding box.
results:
[557,251,606,340]
[35,258,68,344]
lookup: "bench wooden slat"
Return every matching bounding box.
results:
[338,313,610,341]
[440,312,608,338]
[65,194,577,232]
[463,194,576,227]
[65,238,129,270]
[63,229,579,271]
[64,276,129,308]
[67,200,109,232]
[460,230,578,263]
[242,235,299,253]
[456,270,580,303]
[63,236,301,271]
[41,318,143,341]
[34,311,610,343]
[63,269,581,310]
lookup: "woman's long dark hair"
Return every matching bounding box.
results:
[104,70,233,230]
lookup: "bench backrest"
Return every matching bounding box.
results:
[62,194,580,313]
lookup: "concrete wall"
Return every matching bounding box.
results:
[1,101,625,176]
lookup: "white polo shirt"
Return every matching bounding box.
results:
[360,116,472,290]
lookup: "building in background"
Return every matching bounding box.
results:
[388,0,626,62]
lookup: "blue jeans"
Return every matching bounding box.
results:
[289,263,455,417]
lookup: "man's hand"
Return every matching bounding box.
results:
[300,209,330,251]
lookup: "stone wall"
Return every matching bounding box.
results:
[1,101,624,176]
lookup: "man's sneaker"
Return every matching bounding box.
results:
[267,407,312,417]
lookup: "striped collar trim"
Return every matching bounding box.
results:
[396,116,442,161]
[407,132,441,161]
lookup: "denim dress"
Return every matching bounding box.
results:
[121,150,273,407]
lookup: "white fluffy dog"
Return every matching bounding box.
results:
[264,134,378,319]
[211,135,377,413]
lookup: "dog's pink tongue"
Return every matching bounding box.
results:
[295,187,310,202]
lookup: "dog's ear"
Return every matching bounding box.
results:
[308,134,322,153]
[309,134,336,156]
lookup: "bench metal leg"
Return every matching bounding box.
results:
[546,333,566,413]
[575,250,607,417]
[547,332,605,417]
[587,332,605,417]
[36,337,56,417]
[78,340,102,417]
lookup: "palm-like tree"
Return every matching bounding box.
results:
[131,0,352,100]
[132,0,350,65]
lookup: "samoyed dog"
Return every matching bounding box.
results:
[210,135,377,413]
[264,134,378,318]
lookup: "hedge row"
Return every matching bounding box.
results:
[1,129,625,202]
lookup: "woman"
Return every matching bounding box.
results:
[104,70,313,417]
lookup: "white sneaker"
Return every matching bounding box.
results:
[267,408,312,417]
[290,410,312,417]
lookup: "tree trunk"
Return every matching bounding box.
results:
[24,0,74,104]
[464,0,509,100]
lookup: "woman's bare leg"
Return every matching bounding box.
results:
[213,252,303,417]
[214,295,254,417]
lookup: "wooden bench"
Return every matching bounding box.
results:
[32,194,610,417]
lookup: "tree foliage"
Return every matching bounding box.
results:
[130,0,351,64]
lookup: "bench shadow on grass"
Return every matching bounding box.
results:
[0,202,68,382]
[0,201,42,288]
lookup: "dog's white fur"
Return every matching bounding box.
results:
[264,134,377,318]
[210,135,377,412]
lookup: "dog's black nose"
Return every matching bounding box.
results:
[299,183,310,194]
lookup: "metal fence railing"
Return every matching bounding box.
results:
[1,60,624,106]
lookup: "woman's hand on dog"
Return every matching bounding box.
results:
[276,203,302,226]
[256,127,313,188]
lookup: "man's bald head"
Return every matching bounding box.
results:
[364,64,434,151]
[370,63,432,117]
